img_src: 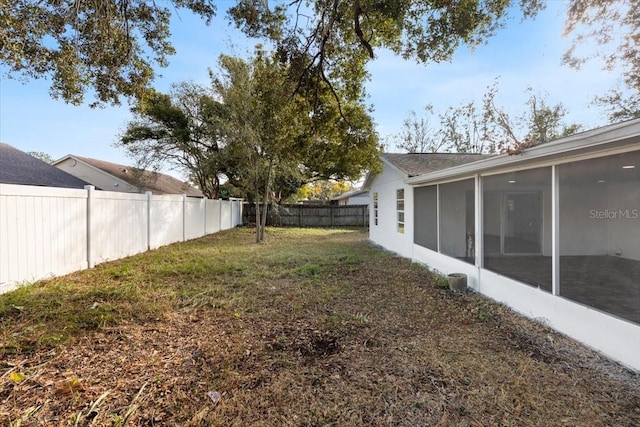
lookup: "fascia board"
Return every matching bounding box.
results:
[362,155,409,190]
[53,155,133,189]
[405,119,640,186]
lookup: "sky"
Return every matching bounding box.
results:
[0,1,624,179]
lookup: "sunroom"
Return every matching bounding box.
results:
[407,118,640,370]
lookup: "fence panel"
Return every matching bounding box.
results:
[242,203,369,228]
[90,190,148,265]
[185,197,206,240]
[149,195,184,249]
[0,184,88,292]
[220,201,232,230]
[205,199,221,234]
[1,184,243,291]
[231,199,243,227]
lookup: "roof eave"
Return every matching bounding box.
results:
[362,154,409,190]
[405,119,640,186]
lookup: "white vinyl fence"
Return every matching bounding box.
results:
[0,184,242,293]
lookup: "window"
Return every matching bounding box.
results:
[397,188,405,233]
[373,192,379,226]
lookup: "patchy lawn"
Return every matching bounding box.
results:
[1,228,638,426]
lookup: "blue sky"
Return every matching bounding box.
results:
[0,1,623,178]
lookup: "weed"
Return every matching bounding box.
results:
[296,263,324,277]
[435,275,450,289]
[354,312,369,324]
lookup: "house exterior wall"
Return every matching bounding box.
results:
[368,165,413,258]
[373,143,640,371]
[605,180,640,260]
[559,181,608,256]
[56,158,141,193]
[344,194,371,205]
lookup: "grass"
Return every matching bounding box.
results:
[0,227,639,426]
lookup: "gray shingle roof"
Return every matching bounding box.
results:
[75,156,204,197]
[382,152,495,177]
[0,143,91,188]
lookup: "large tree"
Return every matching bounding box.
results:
[563,0,640,120]
[0,0,216,106]
[212,49,380,241]
[394,82,581,154]
[5,0,638,117]
[1,0,545,106]
[118,82,226,198]
[392,105,448,153]
[489,87,582,153]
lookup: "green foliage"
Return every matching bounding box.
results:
[211,49,380,239]
[119,82,226,198]
[294,180,353,202]
[26,151,54,163]
[2,0,548,113]
[594,88,640,123]
[394,80,582,154]
[229,1,545,110]
[563,0,640,118]
[392,105,447,153]
[0,0,216,106]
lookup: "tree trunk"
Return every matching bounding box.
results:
[254,176,261,243]
[259,158,274,242]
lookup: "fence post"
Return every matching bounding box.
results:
[203,197,207,236]
[84,185,95,268]
[182,194,187,242]
[219,198,223,231]
[145,191,152,250]
[298,206,303,227]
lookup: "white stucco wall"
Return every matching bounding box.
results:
[605,181,640,261]
[368,166,414,259]
[558,180,639,260]
[559,181,608,256]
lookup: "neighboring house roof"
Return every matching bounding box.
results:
[0,143,91,189]
[54,155,204,197]
[331,189,369,201]
[382,152,495,177]
[363,152,493,189]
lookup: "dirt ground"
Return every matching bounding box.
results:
[1,228,639,426]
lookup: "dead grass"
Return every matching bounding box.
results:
[1,227,638,426]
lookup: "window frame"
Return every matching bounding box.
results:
[373,192,379,226]
[397,188,405,233]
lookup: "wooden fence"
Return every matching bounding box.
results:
[0,184,243,292]
[243,203,369,227]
